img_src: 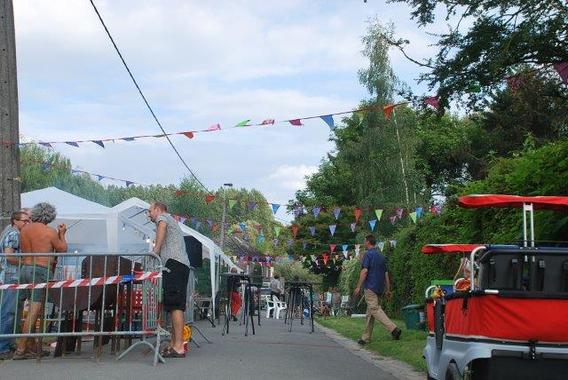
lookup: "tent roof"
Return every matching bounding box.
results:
[111,197,237,269]
[22,187,111,216]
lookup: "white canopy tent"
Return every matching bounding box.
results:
[21,187,236,309]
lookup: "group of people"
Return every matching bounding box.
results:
[0,201,193,361]
[0,203,68,360]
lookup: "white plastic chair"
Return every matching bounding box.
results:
[273,295,287,319]
[265,295,276,318]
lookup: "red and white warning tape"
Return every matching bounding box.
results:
[0,271,161,290]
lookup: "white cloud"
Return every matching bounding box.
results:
[266,164,318,191]
[12,0,440,212]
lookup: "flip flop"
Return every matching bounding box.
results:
[162,349,185,358]
[12,351,34,360]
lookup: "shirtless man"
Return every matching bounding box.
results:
[14,203,67,360]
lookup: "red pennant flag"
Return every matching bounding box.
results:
[206,124,221,132]
[383,104,395,119]
[289,119,303,126]
[354,207,362,223]
[212,223,219,233]
[424,96,440,110]
[554,62,568,84]
[205,194,216,204]
[329,244,336,252]
[182,131,194,139]
[291,225,299,238]
[175,190,186,197]
[261,119,275,125]
[323,253,330,265]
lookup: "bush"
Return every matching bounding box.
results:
[386,140,568,315]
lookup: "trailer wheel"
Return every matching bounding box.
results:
[445,363,463,380]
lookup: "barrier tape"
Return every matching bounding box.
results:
[0,271,161,290]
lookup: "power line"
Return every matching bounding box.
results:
[87,0,209,193]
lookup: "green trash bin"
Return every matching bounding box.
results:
[401,304,425,330]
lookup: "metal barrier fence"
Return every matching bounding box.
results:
[0,252,166,365]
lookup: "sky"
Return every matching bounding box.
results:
[13,0,441,223]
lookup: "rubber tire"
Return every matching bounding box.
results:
[445,363,463,380]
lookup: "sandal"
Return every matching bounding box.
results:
[162,349,185,358]
[12,351,34,360]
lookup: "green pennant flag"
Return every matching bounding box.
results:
[409,211,417,224]
[274,226,281,237]
[235,119,251,128]
[374,209,383,221]
[229,199,237,209]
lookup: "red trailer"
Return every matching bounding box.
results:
[423,195,568,380]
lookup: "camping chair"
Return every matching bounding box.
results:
[265,296,276,318]
[273,295,287,320]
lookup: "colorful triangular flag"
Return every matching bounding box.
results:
[274,226,281,237]
[374,209,383,221]
[92,140,105,148]
[320,115,335,130]
[229,199,237,209]
[235,119,251,128]
[312,206,321,218]
[65,141,79,147]
[333,206,341,220]
[309,226,316,237]
[409,211,417,223]
[289,119,303,126]
[329,224,336,236]
[354,207,362,223]
[271,203,280,214]
[369,219,377,231]
[350,223,356,233]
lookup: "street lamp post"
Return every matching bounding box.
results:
[218,183,233,301]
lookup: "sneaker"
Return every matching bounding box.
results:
[391,327,402,340]
[357,339,367,345]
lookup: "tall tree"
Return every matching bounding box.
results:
[387,0,568,108]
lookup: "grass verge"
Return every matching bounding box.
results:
[316,316,427,373]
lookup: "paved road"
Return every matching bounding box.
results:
[0,317,400,380]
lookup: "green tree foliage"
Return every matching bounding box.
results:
[19,145,286,257]
[386,140,568,314]
[273,260,321,284]
[388,0,568,107]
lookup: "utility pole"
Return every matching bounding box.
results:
[0,0,20,228]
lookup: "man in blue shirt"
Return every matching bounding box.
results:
[0,211,31,359]
[354,235,401,344]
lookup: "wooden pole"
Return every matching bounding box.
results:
[0,0,20,228]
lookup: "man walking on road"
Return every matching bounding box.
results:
[148,202,190,358]
[354,234,401,345]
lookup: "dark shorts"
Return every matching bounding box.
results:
[163,259,189,312]
[19,265,49,303]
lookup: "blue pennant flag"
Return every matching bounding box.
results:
[320,115,335,130]
[96,175,104,181]
[271,203,281,214]
[369,219,377,231]
[309,226,316,236]
[312,207,321,218]
[239,222,247,232]
[39,142,52,148]
[333,206,341,219]
[329,224,337,236]
[195,221,202,230]
[342,244,349,252]
[416,207,423,218]
[92,140,105,148]
[257,235,265,244]
[41,163,51,172]
[125,180,134,187]
[65,141,79,147]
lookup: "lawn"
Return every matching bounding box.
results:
[316,316,428,373]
